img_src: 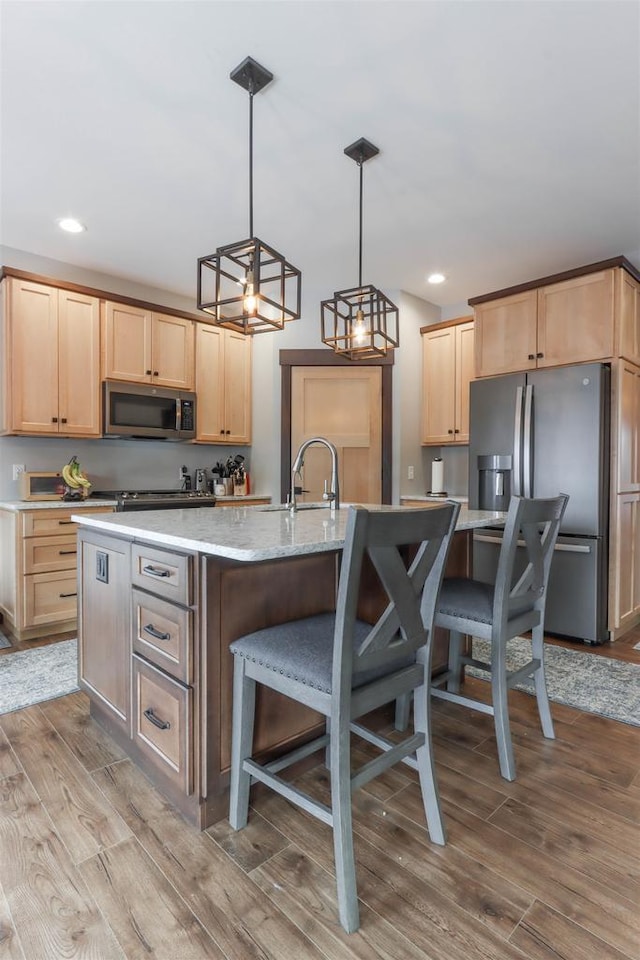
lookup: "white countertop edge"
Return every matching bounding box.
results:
[0,498,117,511]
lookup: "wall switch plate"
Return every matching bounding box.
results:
[96,551,109,583]
[407,465,415,480]
[12,464,26,480]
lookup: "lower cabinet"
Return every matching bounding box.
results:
[0,505,113,641]
[78,530,131,739]
[610,492,640,636]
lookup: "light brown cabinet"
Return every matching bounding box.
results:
[195,324,252,444]
[421,318,474,444]
[609,358,640,638]
[473,269,616,378]
[0,277,101,436]
[102,301,195,390]
[610,492,640,633]
[617,269,640,366]
[0,506,113,641]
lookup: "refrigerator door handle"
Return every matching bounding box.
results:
[513,386,524,496]
[523,384,533,498]
[475,533,591,554]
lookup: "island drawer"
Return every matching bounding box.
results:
[132,588,193,684]
[132,655,193,795]
[131,543,193,606]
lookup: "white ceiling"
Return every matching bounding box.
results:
[2,0,639,311]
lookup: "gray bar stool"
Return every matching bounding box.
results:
[432,494,568,781]
[228,501,459,934]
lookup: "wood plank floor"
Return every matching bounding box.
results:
[0,624,638,959]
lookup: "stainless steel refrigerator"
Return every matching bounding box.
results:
[468,362,610,643]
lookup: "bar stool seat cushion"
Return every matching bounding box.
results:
[437,578,494,624]
[230,611,414,694]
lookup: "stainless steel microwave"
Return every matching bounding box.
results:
[103,381,196,440]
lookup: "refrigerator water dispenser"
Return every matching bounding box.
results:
[478,454,512,511]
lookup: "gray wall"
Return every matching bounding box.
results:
[0,245,465,502]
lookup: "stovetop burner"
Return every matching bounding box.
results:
[91,489,217,511]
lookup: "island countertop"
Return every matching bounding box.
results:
[73,502,506,563]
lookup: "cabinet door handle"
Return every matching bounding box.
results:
[528,354,535,360]
[454,428,459,433]
[536,352,544,358]
[146,369,152,375]
[142,564,171,578]
[153,371,159,377]
[143,623,171,642]
[59,549,77,555]
[448,429,454,434]
[59,591,77,598]
[143,708,171,730]
[52,417,58,423]
[61,418,67,424]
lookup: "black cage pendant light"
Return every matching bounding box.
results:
[321,138,399,360]
[197,57,301,334]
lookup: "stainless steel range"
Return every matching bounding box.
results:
[92,489,217,511]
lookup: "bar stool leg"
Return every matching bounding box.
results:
[331,716,359,933]
[491,638,516,781]
[229,659,256,830]
[531,624,555,740]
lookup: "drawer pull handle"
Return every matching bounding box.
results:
[143,708,171,730]
[58,520,75,525]
[59,591,77,598]
[142,565,171,578]
[59,549,77,555]
[143,623,171,642]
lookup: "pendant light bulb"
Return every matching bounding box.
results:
[243,267,257,316]
[353,308,367,344]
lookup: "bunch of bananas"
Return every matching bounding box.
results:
[61,456,91,492]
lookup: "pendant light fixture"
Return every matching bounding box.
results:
[321,137,399,360]
[197,57,301,334]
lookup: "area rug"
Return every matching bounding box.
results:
[0,639,79,715]
[469,638,640,727]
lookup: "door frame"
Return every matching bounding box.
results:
[279,349,394,504]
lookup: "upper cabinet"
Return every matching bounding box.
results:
[471,260,640,379]
[194,324,252,444]
[617,269,640,366]
[1,277,101,436]
[421,318,474,445]
[102,301,195,390]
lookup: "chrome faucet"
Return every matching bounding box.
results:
[290,437,340,515]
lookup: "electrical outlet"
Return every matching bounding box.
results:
[407,465,414,480]
[12,464,26,481]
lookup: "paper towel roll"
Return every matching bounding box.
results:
[430,458,445,495]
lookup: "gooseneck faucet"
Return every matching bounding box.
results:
[290,437,340,515]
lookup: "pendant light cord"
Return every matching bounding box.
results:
[248,80,254,239]
[357,158,363,287]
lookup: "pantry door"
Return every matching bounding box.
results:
[290,365,383,504]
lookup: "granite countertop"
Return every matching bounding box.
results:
[73,502,506,563]
[0,498,117,511]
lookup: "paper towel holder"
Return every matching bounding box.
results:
[427,457,447,497]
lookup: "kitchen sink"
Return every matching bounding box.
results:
[258,502,329,513]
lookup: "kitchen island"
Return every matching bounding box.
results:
[74,502,505,827]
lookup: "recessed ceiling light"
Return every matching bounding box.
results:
[427,272,446,284]
[57,217,86,234]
